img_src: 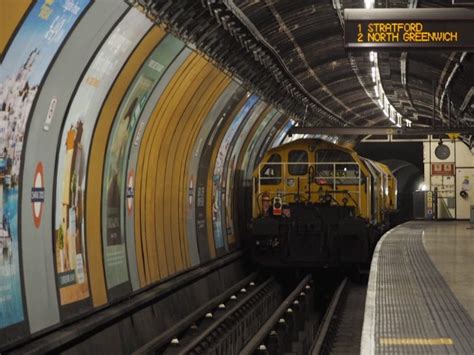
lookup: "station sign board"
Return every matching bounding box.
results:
[344,9,474,50]
[431,163,455,176]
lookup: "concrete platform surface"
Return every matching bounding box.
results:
[361,221,474,354]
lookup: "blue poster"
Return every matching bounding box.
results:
[0,0,90,330]
[212,95,258,249]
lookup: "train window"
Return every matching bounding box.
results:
[315,150,360,185]
[316,150,353,162]
[260,154,282,185]
[288,150,308,175]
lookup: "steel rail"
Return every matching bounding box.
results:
[133,272,259,354]
[240,274,312,354]
[176,276,276,354]
[310,277,348,355]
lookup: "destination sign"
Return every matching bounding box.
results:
[345,9,474,50]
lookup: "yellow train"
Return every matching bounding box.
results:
[250,139,397,268]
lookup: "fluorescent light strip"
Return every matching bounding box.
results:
[370,51,406,126]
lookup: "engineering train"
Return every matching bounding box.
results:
[249,138,397,269]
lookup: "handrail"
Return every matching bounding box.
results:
[254,161,363,216]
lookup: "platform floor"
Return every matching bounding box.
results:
[361,221,474,354]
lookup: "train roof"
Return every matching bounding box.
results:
[267,138,356,155]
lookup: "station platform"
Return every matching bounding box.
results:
[361,221,474,354]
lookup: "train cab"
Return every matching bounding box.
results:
[250,139,397,269]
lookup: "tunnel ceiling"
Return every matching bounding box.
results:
[132,0,474,131]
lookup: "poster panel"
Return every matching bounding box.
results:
[0,0,90,330]
[185,82,240,265]
[222,102,267,245]
[211,95,258,250]
[102,35,184,292]
[54,8,151,306]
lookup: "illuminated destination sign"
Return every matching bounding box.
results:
[345,9,474,50]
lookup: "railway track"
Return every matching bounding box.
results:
[310,278,367,355]
[135,274,318,354]
[134,274,283,354]
[133,271,367,354]
[242,274,316,354]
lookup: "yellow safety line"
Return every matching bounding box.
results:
[380,338,453,346]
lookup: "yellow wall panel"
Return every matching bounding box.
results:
[135,54,231,285]
[150,56,208,275]
[0,0,32,57]
[178,72,230,263]
[86,27,165,306]
[165,68,229,270]
[135,53,198,283]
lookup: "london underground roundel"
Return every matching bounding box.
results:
[127,170,134,215]
[32,162,45,228]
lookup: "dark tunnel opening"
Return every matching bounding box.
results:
[356,141,424,223]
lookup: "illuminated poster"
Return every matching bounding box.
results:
[222,103,266,245]
[243,110,278,174]
[194,88,246,261]
[102,35,183,291]
[54,9,151,306]
[212,95,258,250]
[0,0,90,330]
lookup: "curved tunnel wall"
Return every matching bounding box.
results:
[0,1,292,347]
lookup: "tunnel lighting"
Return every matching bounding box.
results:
[369,46,404,125]
[364,0,374,9]
[369,51,375,62]
[418,182,428,191]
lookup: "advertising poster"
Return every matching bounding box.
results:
[194,88,246,261]
[103,35,183,291]
[222,103,266,245]
[54,9,151,306]
[0,0,90,330]
[212,95,258,250]
[243,110,278,172]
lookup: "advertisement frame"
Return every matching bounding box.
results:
[0,0,94,347]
